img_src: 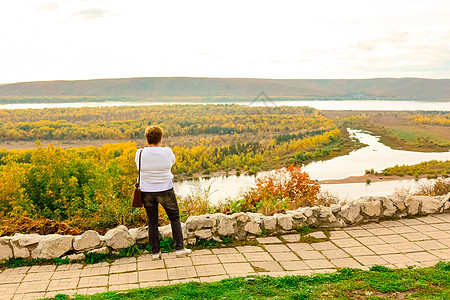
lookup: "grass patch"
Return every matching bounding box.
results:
[390,128,448,146]
[296,225,312,235]
[46,262,450,300]
[1,256,71,269]
[190,238,219,249]
[294,226,330,243]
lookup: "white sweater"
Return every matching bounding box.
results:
[135,147,176,192]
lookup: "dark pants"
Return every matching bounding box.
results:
[141,188,184,254]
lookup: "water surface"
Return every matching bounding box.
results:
[1,100,449,111]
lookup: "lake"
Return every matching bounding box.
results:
[173,129,450,204]
[1,99,450,111]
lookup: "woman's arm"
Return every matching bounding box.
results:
[167,147,175,165]
[135,148,142,169]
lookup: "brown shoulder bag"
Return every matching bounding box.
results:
[132,149,143,207]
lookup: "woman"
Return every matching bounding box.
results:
[135,125,191,260]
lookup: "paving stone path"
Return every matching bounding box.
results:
[1,213,450,300]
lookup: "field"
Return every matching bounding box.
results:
[323,110,450,152]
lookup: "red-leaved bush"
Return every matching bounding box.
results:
[241,164,321,215]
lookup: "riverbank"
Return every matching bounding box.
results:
[318,173,430,184]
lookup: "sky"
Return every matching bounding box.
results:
[1,0,450,83]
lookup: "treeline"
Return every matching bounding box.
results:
[288,135,348,164]
[410,113,450,126]
[0,96,137,104]
[0,105,333,142]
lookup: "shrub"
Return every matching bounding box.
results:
[190,238,219,248]
[53,256,70,265]
[119,244,143,257]
[370,265,392,272]
[365,168,375,174]
[160,237,175,253]
[216,197,246,215]
[178,185,214,222]
[317,191,340,206]
[240,164,320,215]
[416,178,450,196]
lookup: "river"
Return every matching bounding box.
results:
[173,129,450,204]
[1,100,450,111]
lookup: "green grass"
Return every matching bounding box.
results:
[44,262,450,300]
[389,128,448,145]
[0,241,168,270]
[390,128,423,141]
[1,256,72,269]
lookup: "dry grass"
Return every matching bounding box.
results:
[178,185,215,222]
[317,190,341,206]
[415,178,450,196]
[0,217,81,237]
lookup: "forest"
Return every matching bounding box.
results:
[0,105,332,141]
[0,105,347,233]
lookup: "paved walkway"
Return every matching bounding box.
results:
[1,213,450,300]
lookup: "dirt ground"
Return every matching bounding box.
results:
[318,173,429,184]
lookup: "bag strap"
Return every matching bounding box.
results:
[137,148,143,188]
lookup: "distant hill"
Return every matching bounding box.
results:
[0,77,449,101]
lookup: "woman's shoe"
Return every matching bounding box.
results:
[175,248,192,258]
[152,252,161,260]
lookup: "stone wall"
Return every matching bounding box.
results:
[1,192,449,261]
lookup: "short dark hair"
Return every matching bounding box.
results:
[145,126,163,145]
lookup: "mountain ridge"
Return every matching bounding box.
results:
[0,77,449,100]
